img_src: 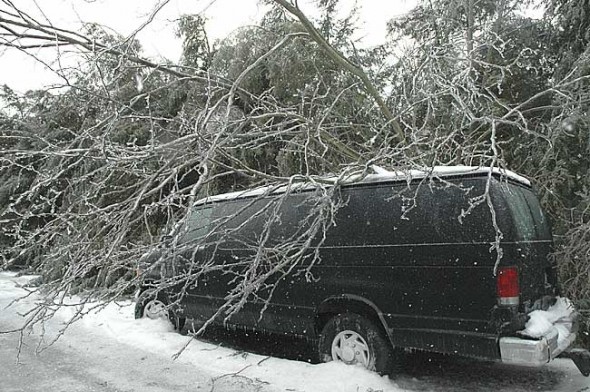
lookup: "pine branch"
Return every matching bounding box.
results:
[271,0,406,145]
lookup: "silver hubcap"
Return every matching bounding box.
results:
[143,299,168,319]
[331,330,371,368]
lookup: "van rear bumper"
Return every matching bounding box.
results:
[499,328,576,366]
[499,296,587,374]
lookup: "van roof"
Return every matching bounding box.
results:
[195,166,531,205]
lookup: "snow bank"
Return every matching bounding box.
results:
[521,297,576,344]
[0,271,41,310]
[0,271,38,292]
[47,294,404,392]
[1,273,395,391]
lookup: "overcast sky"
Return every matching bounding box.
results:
[0,0,418,92]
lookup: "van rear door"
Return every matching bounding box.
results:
[496,182,556,308]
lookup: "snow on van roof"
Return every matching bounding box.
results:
[195,166,531,205]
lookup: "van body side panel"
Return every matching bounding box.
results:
[311,246,496,329]
[290,179,508,356]
[246,179,505,350]
[318,181,500,330]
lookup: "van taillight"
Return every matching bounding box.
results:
[497,267,519,306]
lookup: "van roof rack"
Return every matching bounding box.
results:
[367,165,530,186]
[195,165,530,205]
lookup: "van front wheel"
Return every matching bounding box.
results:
[135,290,186,331]
[318,313,396,375]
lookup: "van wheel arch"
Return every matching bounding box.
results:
[315,295,403,375]
[314,295,394,347]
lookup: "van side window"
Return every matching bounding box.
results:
[213,198,277,246]
[213,193,316,248]
[179,207,213,244]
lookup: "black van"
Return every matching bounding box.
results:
[135,166,589,376]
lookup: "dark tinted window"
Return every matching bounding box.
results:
[522,187,551,240]
[500,184,550,241]
[211,197,286,247]
[213,200,262,245]
[501,184,537,241]
[179,207,213,244]
[206,191,331,249]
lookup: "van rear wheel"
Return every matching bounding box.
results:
[318,313,397,375]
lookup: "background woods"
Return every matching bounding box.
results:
[0,0,589,346]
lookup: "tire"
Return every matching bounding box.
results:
[318,313,399,375]
[135,290,186,331]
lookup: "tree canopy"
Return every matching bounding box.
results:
[0,0,589,347]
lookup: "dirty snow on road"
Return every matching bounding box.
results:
[0,272,588,392]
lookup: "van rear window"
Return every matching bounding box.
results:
[522,187,551,240]
[502,185,538,241]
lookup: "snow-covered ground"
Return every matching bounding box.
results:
[0,272,588,392]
